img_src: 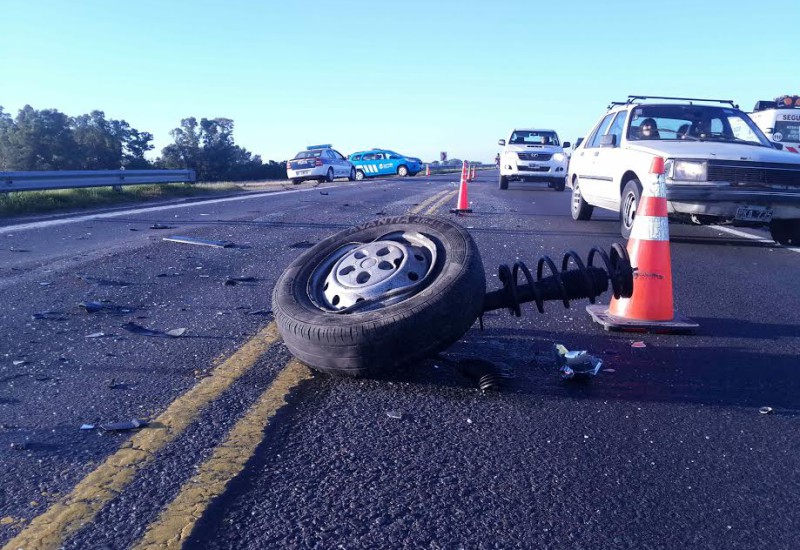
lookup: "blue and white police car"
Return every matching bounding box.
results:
[287,145,355,184]
[348,149,423,180]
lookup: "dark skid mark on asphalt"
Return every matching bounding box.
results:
[93,218,353,231]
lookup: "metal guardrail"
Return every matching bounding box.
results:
[0,169,196,192]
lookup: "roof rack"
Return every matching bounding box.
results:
[625,95,739,108]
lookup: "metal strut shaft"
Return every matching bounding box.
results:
[481,244,634,317]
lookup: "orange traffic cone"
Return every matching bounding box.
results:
[587,157,698,333]
[450,160,472,214]
[425,164,430,176]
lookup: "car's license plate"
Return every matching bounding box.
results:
[298,170,309,176]
[735,206,772,222]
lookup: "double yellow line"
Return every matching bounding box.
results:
[4,187,457,550]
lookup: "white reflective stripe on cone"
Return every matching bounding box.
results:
[643,176,667,198]
[630,216,669,241]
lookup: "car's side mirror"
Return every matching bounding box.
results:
[498,139,506,146]
[575,137,584,148]
[562,141,571,149]
[773,142,784,150]
[600,134,617,148]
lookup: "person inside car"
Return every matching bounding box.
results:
[541,135,551,145]
[638,118,660,139]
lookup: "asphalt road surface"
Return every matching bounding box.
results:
[1,171,799,549]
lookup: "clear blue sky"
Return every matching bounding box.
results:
[2,0,796,163]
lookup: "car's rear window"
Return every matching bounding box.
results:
[294,150,323,159]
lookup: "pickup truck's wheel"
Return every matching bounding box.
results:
[553,178,566,192]
[571,180,594,221]
[397,165,409,177]
[272,215,486,377]
[621,179,642,239]
[355,169,365,181]
[770,219,800,246]
[499,175,509,190]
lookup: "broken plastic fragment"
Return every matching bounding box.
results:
[165,328,187,337]
[631,341,647,349]
[100,419,147,431]
[386,411,403,420]
[80,424,95,430]
[79,301,104,313]
[759,406,773,415]
[553,344,603,379]
[85,332,106,338]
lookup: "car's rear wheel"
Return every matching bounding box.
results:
[499,175,508,190]
[291,179,302,185]
[397,165,409,177]
[355,170,365,181]
[348,167,356,181]
[621,179,642,239]
[571,179,594,221]
[272,215,486,377]
[770,219,800,246]
[324,168,334,183]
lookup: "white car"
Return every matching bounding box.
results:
[748,95,800,154]
[567,95,800,245]
[287,145,355,184]
[498,129,570,191]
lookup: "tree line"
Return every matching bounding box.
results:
[0,105,287,182]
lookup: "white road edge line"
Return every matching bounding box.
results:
[0,183,354,235]
[711,225,800,254]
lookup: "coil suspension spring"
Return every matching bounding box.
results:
[482,243,634,317]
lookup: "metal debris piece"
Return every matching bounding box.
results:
[162,236,234,248]
[224,276,258,286]
[85,332,106,338]
[149,223,174,230]
[289,240,315,249]
[80,424,95,430]
[319,191,329,195]
[99,419,147,431]
[553,344,603,379]
[386,411,403,420]
[631,341,647,349]
[79,301,104,313]
[759,406,774,415]
[456,358,508,392]
[122,322,186,338]
[12,360,27,366]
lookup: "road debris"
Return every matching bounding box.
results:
[455,358,511,392]
[162,236,234,248]
[122,322,187,338]
[553,344,603,379]
[79,301,104,313]
[149,223,175,230]
[12,360,27,366]
[386,411,403,420]
[631,341,647,349]
[289,240,315,249]
[99,419,147,431]
[80,424,95,430]
[77,275,131,287]
[31,310,67,321]
[759,406,774,415]
[85,332,106,338]
[224,276,258,286]
[10,442,28,451]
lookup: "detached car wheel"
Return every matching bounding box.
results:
[272,215,486,377]
[770,219,800,246]
[621,179,642,239]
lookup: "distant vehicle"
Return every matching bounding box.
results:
[348,149,423,180]
[567,95,800,245]
[497,129,570,191]
[287,145,355,184]
[749,95,800,154]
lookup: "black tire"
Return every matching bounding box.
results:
[397,165,409,177]
[348,167,356,181]
[499,175,509,190]
[355,170,365,181]
[272,215,486,377]
[324,168,334,183]
[770,219,800,246]
[291,179,302,185]
[571,180,593,221]
[621,179,642,239]
[553,178,566,192]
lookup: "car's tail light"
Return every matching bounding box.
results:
[315,158,323,166]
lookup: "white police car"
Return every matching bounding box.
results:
[498,129,570,191]
[287,145,355,184]
[567,95,800,245]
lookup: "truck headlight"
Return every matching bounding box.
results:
[552,153,566,163]
[672,160,707,181]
